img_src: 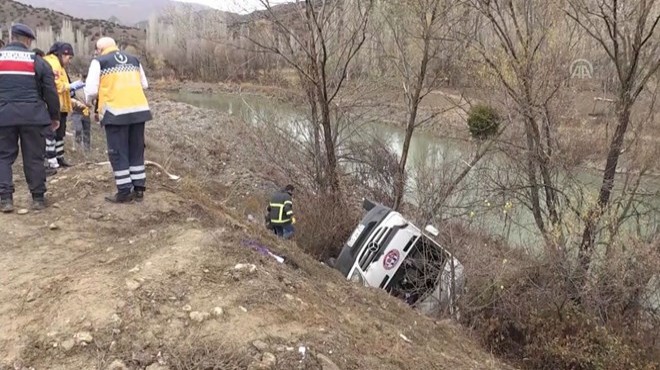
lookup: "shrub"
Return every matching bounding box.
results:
[524,310,649,370]
[454,234,660,370]
[295,191,361,262]
[436,223,660,367]
[467,104,501,140]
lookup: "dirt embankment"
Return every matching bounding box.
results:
[0,93,512,370]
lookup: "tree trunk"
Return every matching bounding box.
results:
[523,117,546,235]
[304,0,341,196]
[319,97,340,194]
[393,105,418,211]
[579,101,632,270]
[305,81,323,188]
[392,15,432,211]
[540,108,560,227]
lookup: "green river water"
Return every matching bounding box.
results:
[173,91,659,254]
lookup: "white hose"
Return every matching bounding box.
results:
[95,160,181,181]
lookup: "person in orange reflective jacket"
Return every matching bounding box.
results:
[43,42,79,169]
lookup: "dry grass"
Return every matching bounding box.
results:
[440,221,660,370]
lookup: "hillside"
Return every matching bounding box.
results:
[1,0,144,46]
[15,0,212,26]
[0,91,512,370]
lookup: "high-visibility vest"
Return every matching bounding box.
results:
[43,54,72,113]
[268,190,294,225]
[96,46,152,125]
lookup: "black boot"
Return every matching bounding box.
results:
[133,186,145,202]
[45,167,58,177]
[105,191,134,204]
[58,158,72,168]
[31,194,46,211]
[1,196,14,213]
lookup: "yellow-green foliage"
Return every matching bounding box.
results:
[467,104,500,140]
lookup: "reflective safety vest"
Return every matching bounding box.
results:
[97,46,152,125]
[43,54,72,113]
[268,190,294,225]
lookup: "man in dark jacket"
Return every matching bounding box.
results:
[0,24,60,212]
[267,184,296,239]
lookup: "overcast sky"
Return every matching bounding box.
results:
[176,0,294,14]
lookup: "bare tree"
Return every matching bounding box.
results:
[469,0,579,243]
[246,0,375,195]
[374,0,467,210]
[565,0,660,271]
[151,4,234,80]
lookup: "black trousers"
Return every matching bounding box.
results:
[0,125,48,197]
[105,122,146,193]
[45,112,67,162]
[55,112,67,159]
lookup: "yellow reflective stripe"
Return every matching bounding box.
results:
[269,203,286,222]
[270,219,292,224]
[269,200,293,223]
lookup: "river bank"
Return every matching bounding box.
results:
[0,91,517,369]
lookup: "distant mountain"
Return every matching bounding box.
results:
[1,0,145,46]
[14,0,210,26]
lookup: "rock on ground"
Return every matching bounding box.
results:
[252,340,269,351]
[60,339,75,351]
[74,331,93,345]
[145,364,170,370]
[212,307,224,317]
[189,311,210,323]
[316,353,341,370]
[106,360,128,370]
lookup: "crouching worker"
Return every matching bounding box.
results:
[84,37,151,203]
[267,184,296,239]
